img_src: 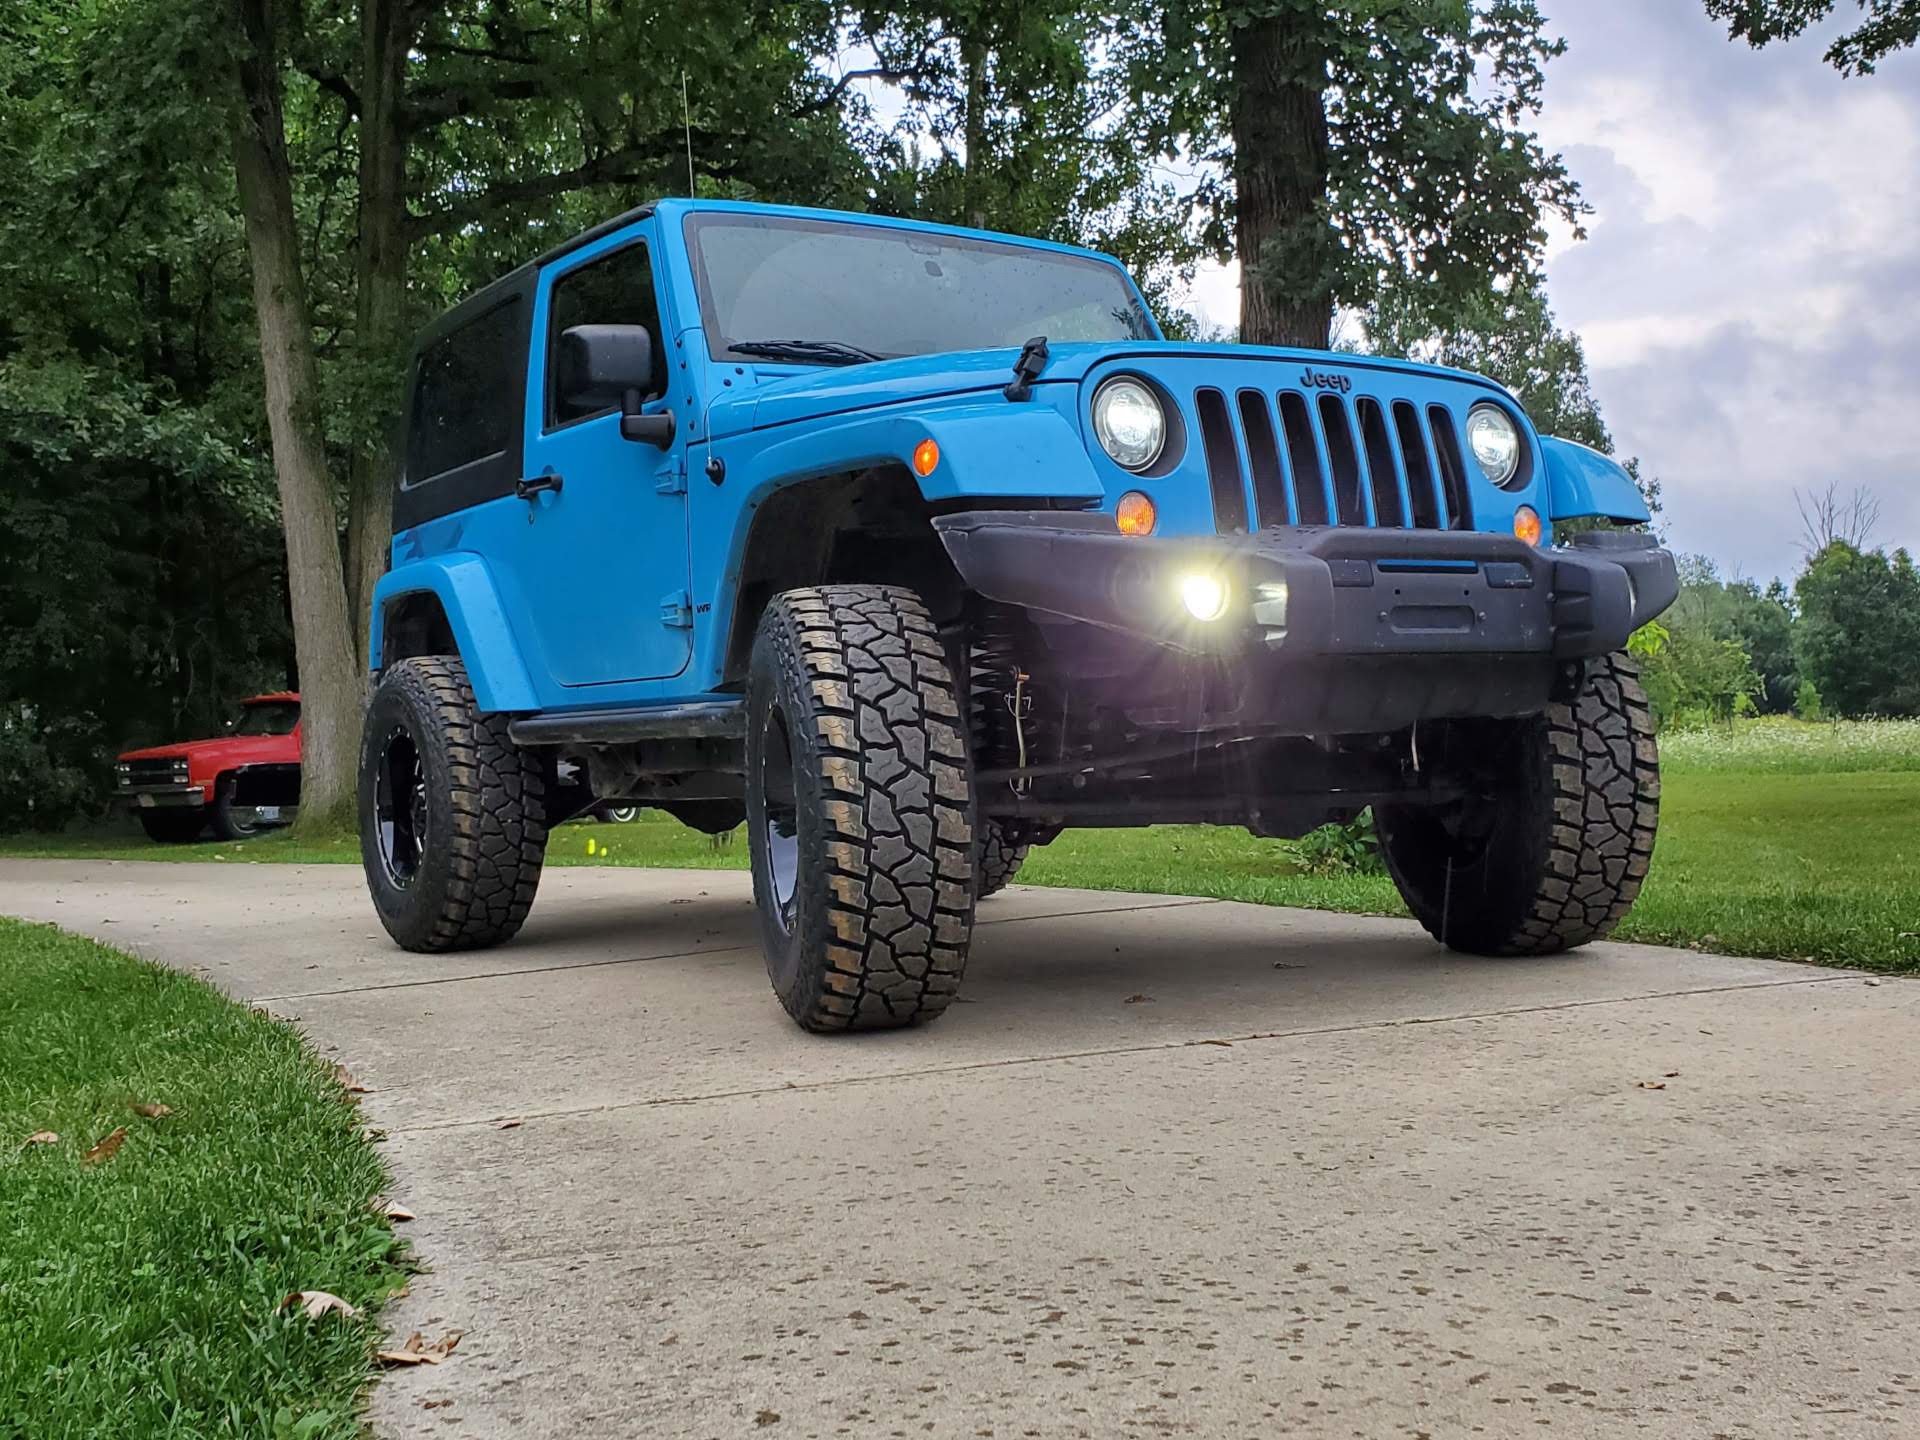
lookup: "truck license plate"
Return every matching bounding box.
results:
[255,805,282,821]
[136,794,155,808]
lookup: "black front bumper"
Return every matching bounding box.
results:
[934,513,1678,735]
[935,513,1677,662]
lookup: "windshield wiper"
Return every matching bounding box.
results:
[728,338,888,367]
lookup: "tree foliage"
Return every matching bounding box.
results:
[1794,542,1920,717]
[1121,0,1584,345]
[0,0,292,830]
[1707,0,1920,73]
[850,0,1204,302]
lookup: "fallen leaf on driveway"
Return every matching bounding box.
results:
[1865,978,1883,987]
[1124,993,1153,1004]
[374,1198,415,1221]
[754,1411,781,1428]
[23,1131,58,1147]
[130,1103,172,1119]
[281,1290,359,1320]
[83,1127,128,1165]
[378,1330,462,1366]
[334,1065,371,1094]
[495,1118,522,1130]
[1663,1071,1681,1079]
[1196,1038,1233,1048]
[1637,1081,1666,1091]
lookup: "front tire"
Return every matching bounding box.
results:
[746,585,976,1031]
[359,656,547,953]
[1377,651,1659,955]
[209,776,260,841]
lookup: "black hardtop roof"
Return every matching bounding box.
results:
[411,201,657,357]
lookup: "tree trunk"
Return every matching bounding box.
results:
[342,0,411,672]
[961,37,988,229]
[230,0,363,834]
[1231,12,1333,349]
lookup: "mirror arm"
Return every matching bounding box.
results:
[618,387,676,449]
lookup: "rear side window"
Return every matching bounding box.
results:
[406,297,522,481]
[545,242,665,427]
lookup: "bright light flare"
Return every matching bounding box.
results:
[1179,572,1230,622]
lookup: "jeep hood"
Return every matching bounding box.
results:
[706,341,1510,439]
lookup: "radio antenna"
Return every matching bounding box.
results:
[682,71,695,196]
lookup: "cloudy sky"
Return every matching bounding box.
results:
[1177,0,1920,585]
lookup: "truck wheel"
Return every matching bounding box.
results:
[209,776,259,841]
[359,656,547,952]
[138,808,207,844]
[1377,651,1659,955]
[975,818,1030,899]
[746,585,975,1031]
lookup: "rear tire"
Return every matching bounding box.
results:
[975,817,1030,899]
[138,808,207,844]
[1377,651,1659,955]
[359,656,547,953]
[746,585,975,1031]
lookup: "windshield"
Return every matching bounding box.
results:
[685,213,1156,365]
[232,701,299,736]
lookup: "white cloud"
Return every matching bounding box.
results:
[1537,0,1920,581]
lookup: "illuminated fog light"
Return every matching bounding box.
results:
[1179,573,1230,622]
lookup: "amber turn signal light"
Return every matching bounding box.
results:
[1513,504,1543,547]
[912,438,940,477]
[1116,490,1157,537]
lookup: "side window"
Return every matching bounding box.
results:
[405,297,521,482]
[545,241,666,427]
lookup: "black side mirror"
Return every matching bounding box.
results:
[557,324,676,448]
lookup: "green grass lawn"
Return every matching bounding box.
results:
[0,918,407,1437]
[4,718,1915,972]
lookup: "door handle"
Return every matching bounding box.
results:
[515,473,563,501]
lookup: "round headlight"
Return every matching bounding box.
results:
[1465,404,1521,488]
[1092,378,1165,471]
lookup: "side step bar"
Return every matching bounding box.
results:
[507,700,745,747]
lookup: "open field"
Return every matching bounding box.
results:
[4,718,1915,972]
[0,919,406,1437]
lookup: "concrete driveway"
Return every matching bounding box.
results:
[3,859,1915,1438]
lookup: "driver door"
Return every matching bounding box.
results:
[514,226,692,687]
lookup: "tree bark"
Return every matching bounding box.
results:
[342,0,411,671]
[961,36,988,229]
[230,0,363,834]
[1231,11,1333,349]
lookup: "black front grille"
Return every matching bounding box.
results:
[1194,387,1474,534]
[123,758,185,788]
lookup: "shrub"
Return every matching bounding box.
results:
[1793,679,1825,722]
[1291,810,1384,876]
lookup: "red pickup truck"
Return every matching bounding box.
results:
[115,693,302,843]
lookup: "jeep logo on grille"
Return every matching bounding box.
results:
[1299,367,1352,394]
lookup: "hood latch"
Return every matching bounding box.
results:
[1003,335,1050,402]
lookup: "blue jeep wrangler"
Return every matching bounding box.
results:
[359,199,1677,1032]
